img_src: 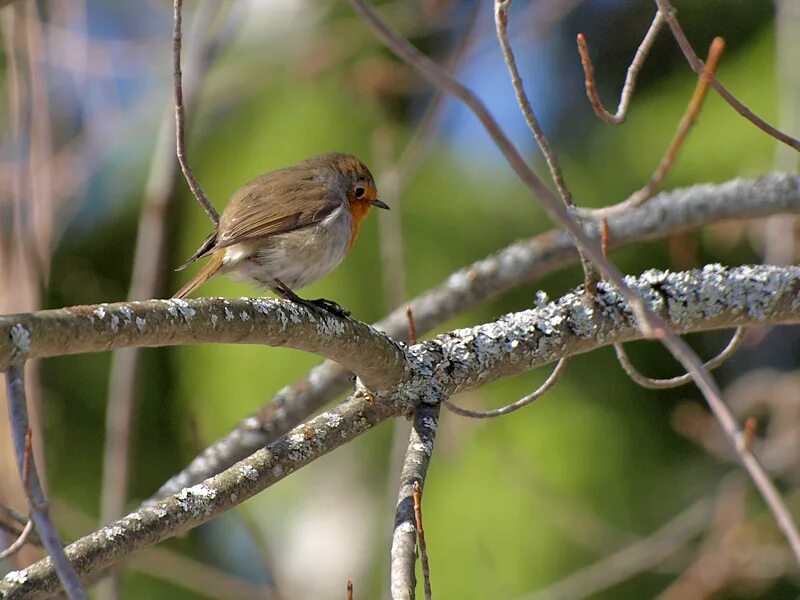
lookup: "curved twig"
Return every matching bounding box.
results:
[0,518,34,560]
[443,358,568,418]
[614,327,746,390]
[172,0,219,225]
[576,12,665,125]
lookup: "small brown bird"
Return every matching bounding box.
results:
[173,152,388,314]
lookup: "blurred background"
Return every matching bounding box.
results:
[1,0,800,598]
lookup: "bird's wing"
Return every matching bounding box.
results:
[213,174,342,250]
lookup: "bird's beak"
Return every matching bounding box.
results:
[371,198,390,210]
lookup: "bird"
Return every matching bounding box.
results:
[172,152,388,316]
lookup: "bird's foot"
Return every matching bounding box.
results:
[307,297,351,317]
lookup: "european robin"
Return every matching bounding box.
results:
[173,152,388,315]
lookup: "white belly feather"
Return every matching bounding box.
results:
[222,203,352,291]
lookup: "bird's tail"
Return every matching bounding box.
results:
[172,252,224,299]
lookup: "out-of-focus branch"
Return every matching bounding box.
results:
[345,0,800,563]
[5,363,87,600]
[3,265,800,598]
[0,298,408,391]
[149,173,800,501]
[521,496,713,600]
[390,404,439,599]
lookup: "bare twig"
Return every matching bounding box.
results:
[391,404,439,600]
[5,363,87,600]
[614,327,745,390]
[576,12,665,125]
[347,579,354,600]
[443,357,568,419]
[405,305,417,345]
[149,173,800,501]
[346,0,800,565]
[172,0,219,225]
[0,518,34,560]
[655,0,800,152]
[495,0,596,293]
[412,481,432,600]
[590,36,725,218]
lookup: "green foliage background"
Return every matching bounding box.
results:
[27,2,798,598]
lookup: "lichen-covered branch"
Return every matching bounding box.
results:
[150,173,800,501]
[391,404,440,599]
[3,264,800,599]
[0,298,407,392]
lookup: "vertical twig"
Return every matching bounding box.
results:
[346,579,354,600]
[173,0,219,225]
[495,0,596,294]
[412,482,431,600]
[391,404,440,599]
[5,363,88,600]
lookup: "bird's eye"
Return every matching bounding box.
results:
[354,186,366,198]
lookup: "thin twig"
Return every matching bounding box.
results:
[495,0,596,294]
[443,358,569,419]
[600,218,609,259]
[172,0,219,225]
[346,0,800,566]
[5,363,88,600]
[576,12,664,125]
[614,327,745,390]
[655,0,800,152]
[405,305,417,345]
[741,416,757,453]
[0,517,34,560]
[412,481,431,600]
[346,579,353,600]
[590,36,725,219]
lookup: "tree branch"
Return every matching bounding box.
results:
[0,298,407,392]
[149,173,800,501]
[2,264,800,599]
[391,404,439,599]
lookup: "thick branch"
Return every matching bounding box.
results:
[0,298,407,391]
[3,264,800,599]
[150,173,800,501]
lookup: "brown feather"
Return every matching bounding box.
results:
[172,252,224,299]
